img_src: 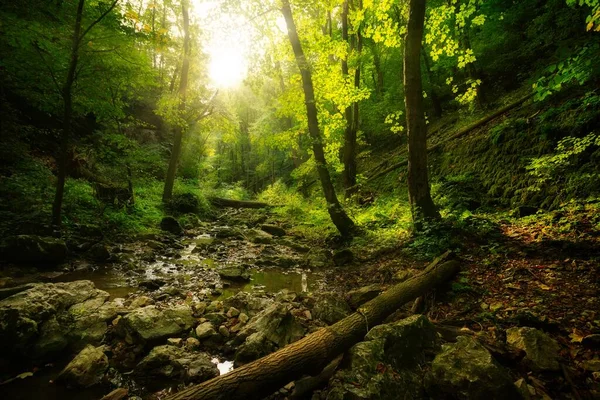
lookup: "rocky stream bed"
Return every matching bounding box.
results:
[1,209,599,399]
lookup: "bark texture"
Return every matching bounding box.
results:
[281,0,356,238]
[404,0,439,229]
[164,258,460,400]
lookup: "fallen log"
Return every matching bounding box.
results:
[165,257,461,400]
[209,197,270,209]
[366,93,534,183]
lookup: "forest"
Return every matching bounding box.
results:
[0,0,599,399]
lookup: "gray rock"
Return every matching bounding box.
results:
[195,322,217,340]
[57,345,108,387]
[117,305,195,343]
[1,235,67,264]
[223,292,274,317]
[333,249,353,266]
[426,336,520,400]
[327,315,435,400]
[129,296,155,309]
[260,224,286,237]
[234,302,305,363]
[215,227,244,239]
[135,345,218,383]
[0,281,114,358]
[312,293,352,325]
[506,327,560,371]
[227,307,240,318]
[246,229,273,244]
[218,266,251,282]
[160,216,183,235]
[347,284,382,309]
[204,312,227,327]
[218,325,230,338]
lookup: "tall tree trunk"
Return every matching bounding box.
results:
[404,0,439,230]
[163,258,460,400]
[162,0,190,203]
[340,0,362,198]
[281,0,356,238]
[422,48,442,118]
[51,0,85,228]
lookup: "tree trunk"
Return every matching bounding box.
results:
[162,0,190,203]
[164,258,460,400]
[404,0,439,230]
[51,0,85,228]
[281,0,356,238]
[341,0,363,198]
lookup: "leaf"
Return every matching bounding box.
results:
[537,282,551,290]
[570,328,585,343]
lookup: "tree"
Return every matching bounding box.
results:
[162,0,191,203]
[404,0,439,230]
[281,0,356,238]
[51,0,120,227]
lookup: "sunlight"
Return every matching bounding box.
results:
[192,1,250,88]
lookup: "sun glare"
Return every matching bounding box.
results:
[192,1,250,88]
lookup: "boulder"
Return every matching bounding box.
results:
[117,305,195,344]
[312,293,352,325]
[246,229,273,244]
[129,296,155,309]
[260,224,286,237]
[234,302,305,363]
[218,266,251,282]
[56,345,108,387]
[160,216,183,235]
[223,292,274,317]
[0,281,115,359]
[426,336,520,400]
[506,327,560,371]
[215,227,244,239]
[327,315,437,400]
[169,193,199,213]
[195,322,217,340]
[1,235,67,264]
[333,249,353,266]
[88,243,111,262]
[135,345,218,383]
[347,284,382,309]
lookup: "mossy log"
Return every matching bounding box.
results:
[366,93,534,183]
[164,257,461,400]
[209,197,270,209]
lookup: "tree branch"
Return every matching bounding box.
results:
[78,0,119,45]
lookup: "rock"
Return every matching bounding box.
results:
[1,235,67,264]
[517,206,538,218]
[195,322,217,340]
[186,337,200,349]
[234,302,305,363]
[204,312,227,327]
[506,327,560,371]
[57,345,108,387]
[135,345,218,383]
[583,359,600,372]
[312,293,352,325]
[246,229,273,244]
[280,239,310,253]
[583,334,600,348]
[333,249,353,266]
[260,224,286,237]
[305,249,332,268]
[206,301,223,313]
[88,243,111,262]
[160,216,183,235]
[117,305,195,343]
[129,296,155,309]
[219,325,230,338]
[327,316,437,399]
[366,315,438,368]
[227,307,240,318]
[218,266,251,282]
[138,278,166,291]
[167,338,183,346]
[347,284,382,309]
[216,227,244,239]
[0,281,115,359]
[426,336,520,400]
[169,193,199,213]
[223,291,274,317]
[238,313,249,324]
[75,224,104,240]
